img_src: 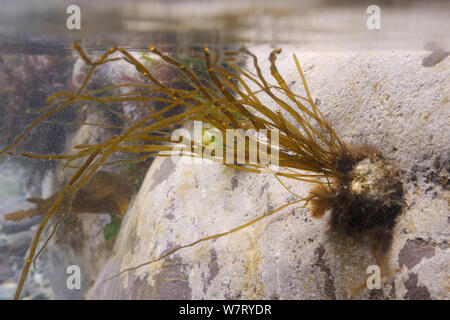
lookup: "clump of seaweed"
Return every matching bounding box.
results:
[1,44,405,299]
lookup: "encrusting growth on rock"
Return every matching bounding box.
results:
[308,143,404,253]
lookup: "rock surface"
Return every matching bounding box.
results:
[0,164,53,300]
[82,49,446,299]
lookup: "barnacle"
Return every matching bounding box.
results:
[2,44,405,299]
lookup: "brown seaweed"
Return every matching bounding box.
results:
[1,44,404,299]
[4,170,136,222]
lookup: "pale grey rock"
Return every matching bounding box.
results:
[0,164,53,299]
[0,265,13,282]
[85,49,449,299]
[0,282,16,300]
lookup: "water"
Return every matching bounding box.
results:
[0,0,449,52]
[0,0,448,301]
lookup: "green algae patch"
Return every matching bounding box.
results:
[103,213,123,241]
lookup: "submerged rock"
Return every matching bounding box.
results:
[86,50,449,299]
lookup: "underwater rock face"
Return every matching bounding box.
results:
[86,50,449,299]
[0,168,53,299]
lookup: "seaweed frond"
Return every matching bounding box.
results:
[1,44,404,299]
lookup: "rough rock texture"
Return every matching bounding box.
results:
[86,49,449,299]
[0,163,53,300]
